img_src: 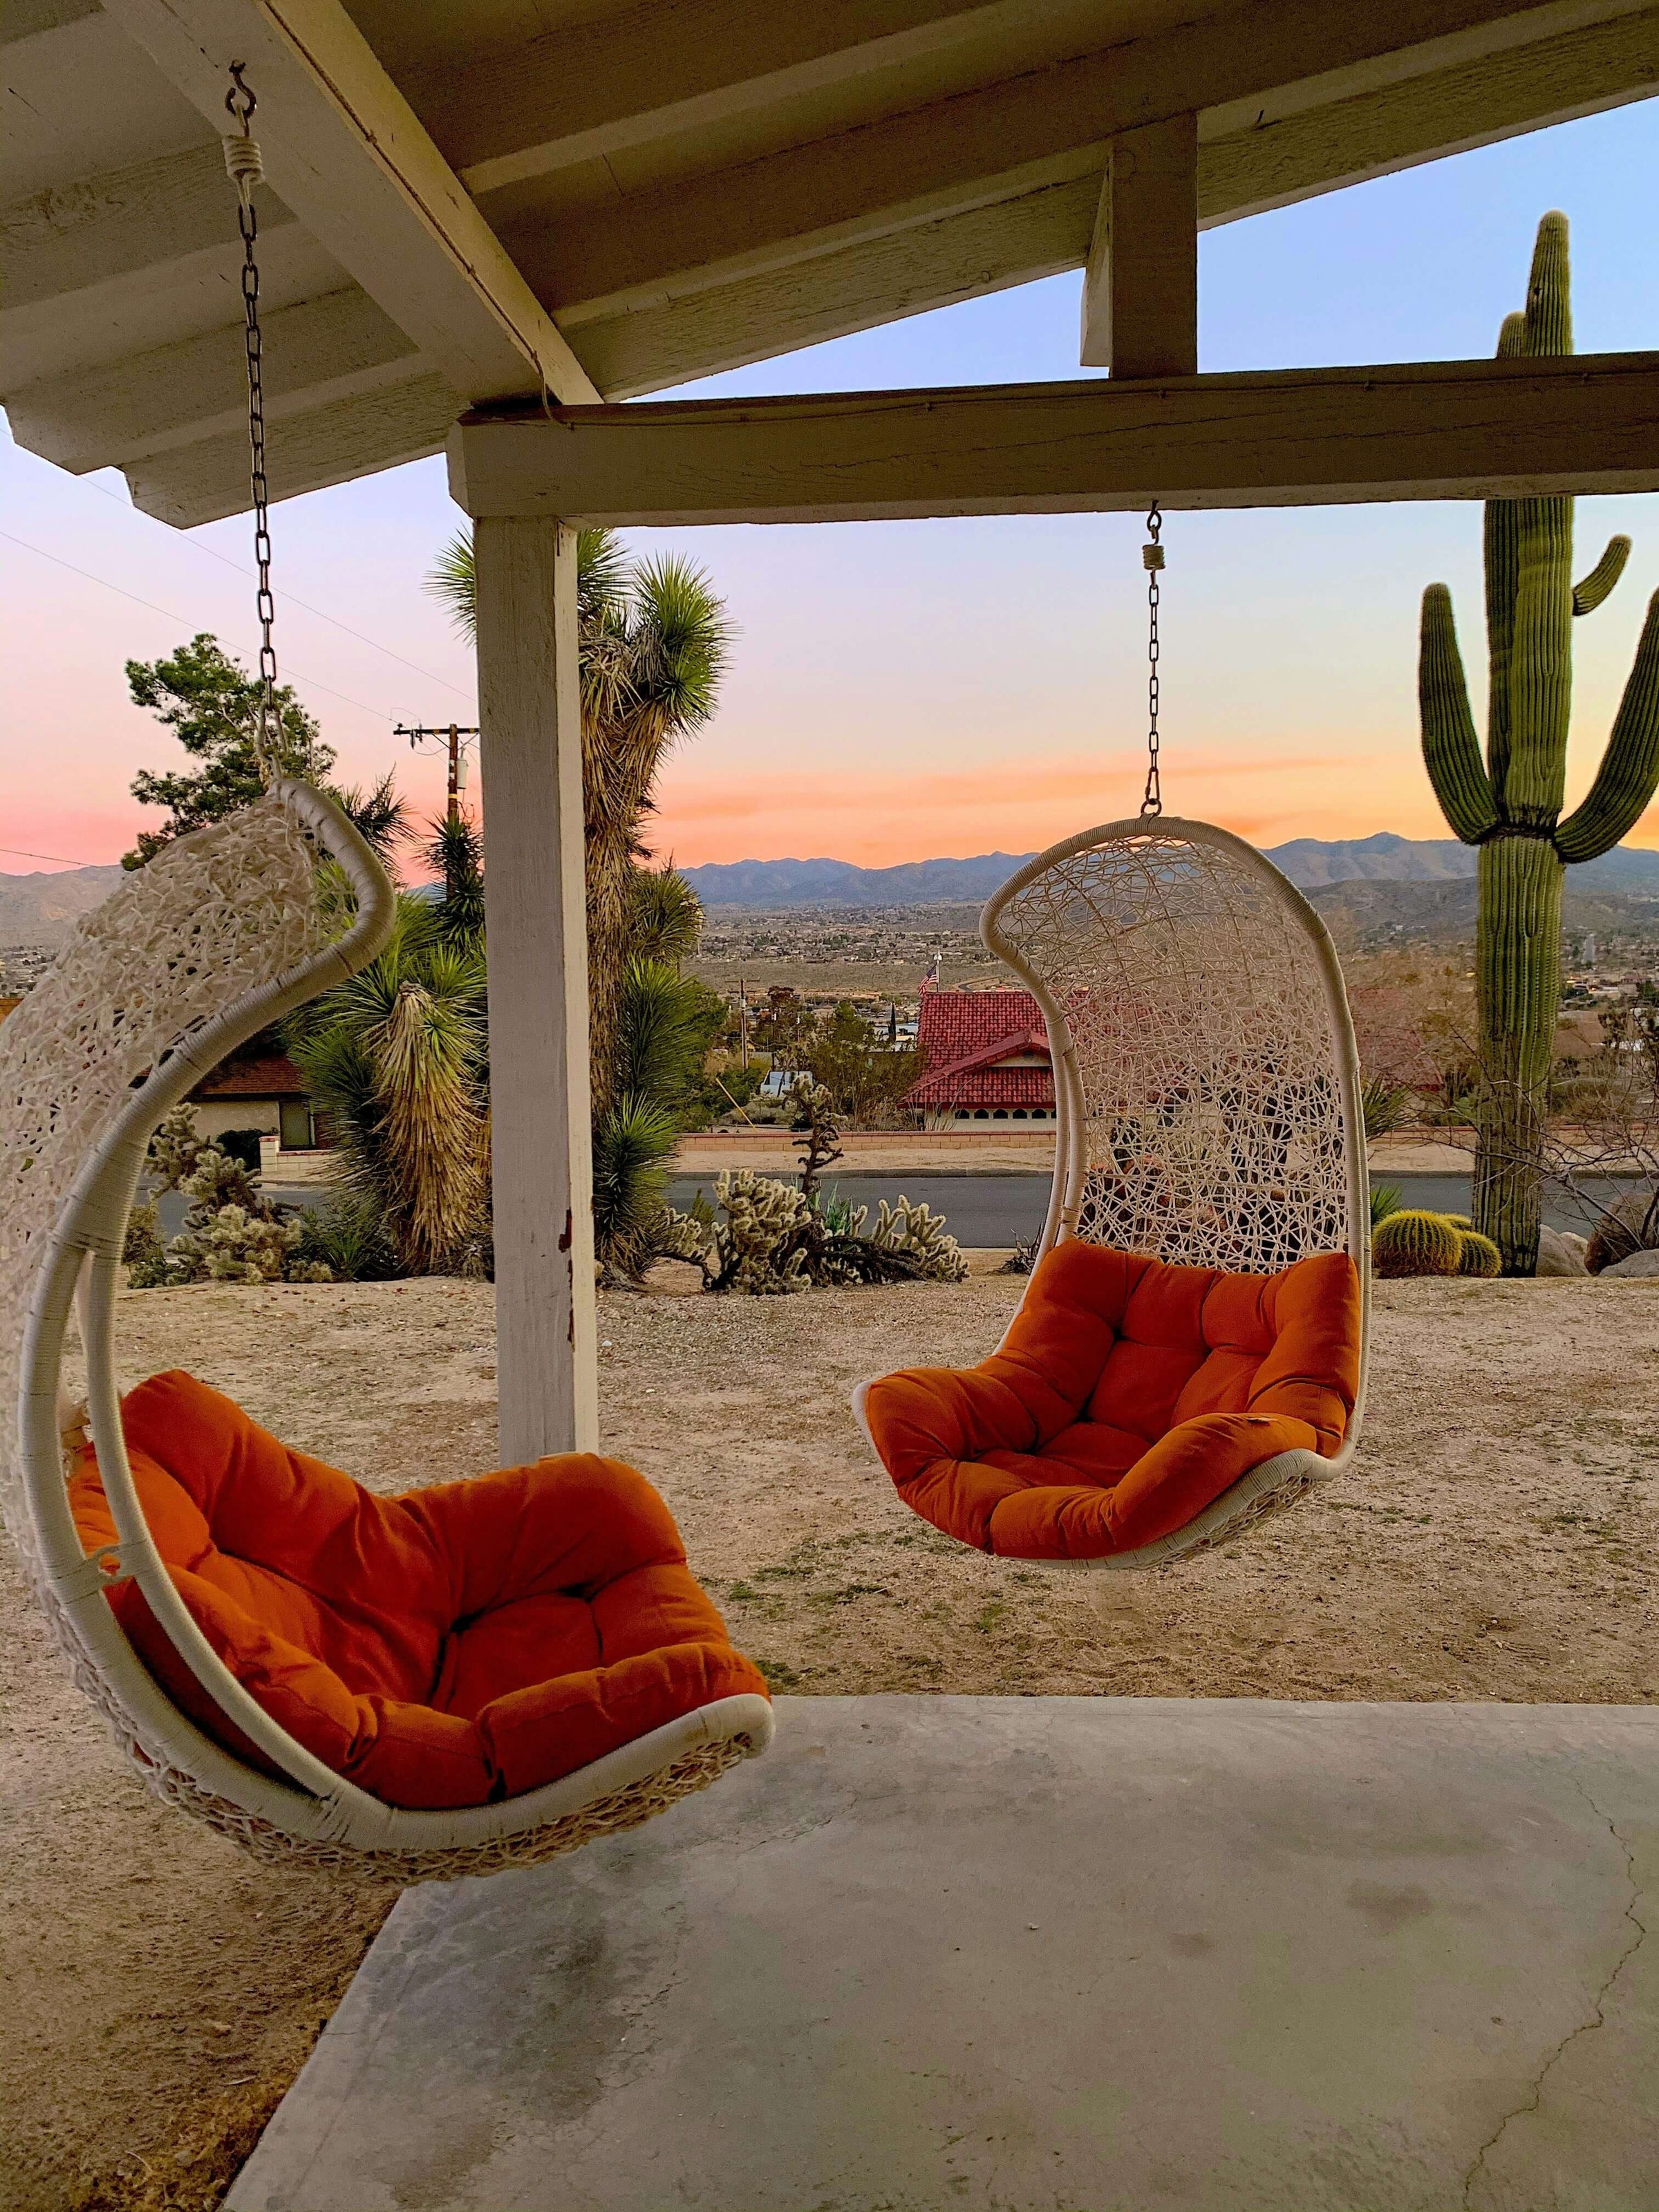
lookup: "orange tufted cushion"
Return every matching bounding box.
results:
[69,1371,768,1810]
[863,1241,1360,1560]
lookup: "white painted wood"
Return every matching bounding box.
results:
[437,0,1051,196]
[570,176,1097,400]
[97,0,599,404]
[472,518,598,1465]
[1199,6,1659,223]
[1080,114,1197,376]
[125,368,458,525]
[449,350,1659,527]
[514,0,1645,322]
[6,285,423,470]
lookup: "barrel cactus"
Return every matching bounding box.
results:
[1372,1209,1463,1278]
[1418,212,1659,1276]
[1456,1229,1503,1278]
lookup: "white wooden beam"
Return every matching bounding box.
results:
[97,0,599,404]
[1080,115,1197,377]
[472,517,598,1466]
[507,0,1642,321]
[450,353,1659,526]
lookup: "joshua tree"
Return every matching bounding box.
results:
[1418,211,1659,1273]
[426,526,730,1109]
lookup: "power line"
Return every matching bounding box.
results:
[0,844,97,867]
[74,471,473,698]
[0,528,400,723]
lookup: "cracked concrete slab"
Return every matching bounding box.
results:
[228,1698,1658,2212]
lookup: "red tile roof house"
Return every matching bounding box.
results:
[903,984,1056,1130]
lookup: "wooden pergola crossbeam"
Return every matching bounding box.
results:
[450,352,1659,525]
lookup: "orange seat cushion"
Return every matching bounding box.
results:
[863,1241,1361,1561]
[70,1371,768,1810]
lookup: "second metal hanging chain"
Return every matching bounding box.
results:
[1141,500,1164,816]
[223,64,281,785]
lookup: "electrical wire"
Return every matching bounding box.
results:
[75,471,472,698]
[0,527,402,723]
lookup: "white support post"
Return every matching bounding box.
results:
[473,516,599,1463]
[1081,113,1198,377]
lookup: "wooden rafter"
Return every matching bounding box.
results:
[98,0,599,404]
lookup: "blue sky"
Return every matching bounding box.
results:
[3,95,1658,872]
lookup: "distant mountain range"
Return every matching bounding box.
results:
[9,835,1659,958]
[0,863,125,952]
[680,833,1659,907]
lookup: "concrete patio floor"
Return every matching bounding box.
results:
[229,1698,1656,2212]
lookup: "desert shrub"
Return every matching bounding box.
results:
[293,1190,399,1282]
[1360,1078,1417,1141]
[1369,1182,1403,1229]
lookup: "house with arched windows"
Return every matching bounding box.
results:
[903,984,1056,1131]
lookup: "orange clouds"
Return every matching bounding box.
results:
[650,745,1415,865]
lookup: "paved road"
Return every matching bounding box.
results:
[157,1170,1636,1254]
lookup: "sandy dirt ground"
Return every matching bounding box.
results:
[3,1271,1657,2209]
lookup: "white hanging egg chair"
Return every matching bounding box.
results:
[857,514,1369,1571]
[0,783,771,1879]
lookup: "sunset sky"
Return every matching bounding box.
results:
[4,98,1659,879]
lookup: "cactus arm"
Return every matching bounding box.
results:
[1572,535,1631,615]
[1555,591,1659,861]
[1420,584,1499,843]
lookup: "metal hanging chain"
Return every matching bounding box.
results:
[1141,500,1165,817]
[223,65,280,786]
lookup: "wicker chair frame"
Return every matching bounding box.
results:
[1,782,770,1880]
[855,816,1369,1571]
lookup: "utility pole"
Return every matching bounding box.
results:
[395,722,480,824]
[738,971,749,1069]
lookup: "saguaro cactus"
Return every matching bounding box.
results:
[1419,212,1659,1273]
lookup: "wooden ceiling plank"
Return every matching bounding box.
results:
[508,0,1651,326]
[5,285,424,471]
[1200,4,1659,221]
[1080,113,1197,375]
[0,141,295,316]
[98,0,599,403]
[449,353,1659,524]
[559,4,1659,397]
[431,0,1066,196]
[126,368,460,525]
[571,176,1097,399]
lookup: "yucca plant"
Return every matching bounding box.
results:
[287,899,489,1275]
[427,525,731,1114]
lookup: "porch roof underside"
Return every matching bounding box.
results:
[6,0,1659,530]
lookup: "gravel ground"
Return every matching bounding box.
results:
[3,1270,1656,2209]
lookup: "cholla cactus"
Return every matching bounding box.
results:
[147,1103,209,1191]
[169,1202,305,1284]
[662,1170,813,1295]
[863,1196,969,1283]
[662,1172,969,1293]
[132,1127,335,1288]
